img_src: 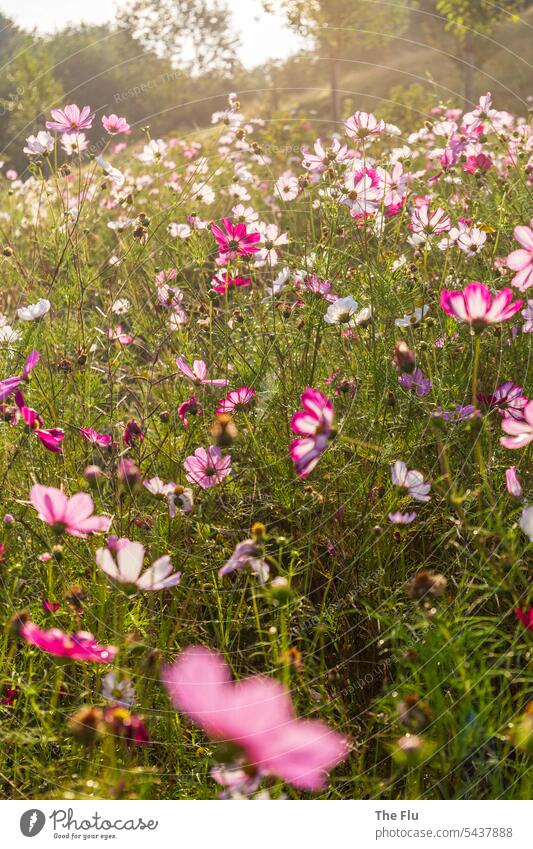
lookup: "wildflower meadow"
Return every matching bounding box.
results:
[0,85,532,804]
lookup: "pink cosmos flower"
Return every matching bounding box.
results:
[46,104,94,133]
[398,368,431,397]
[290,388,334,478]
[0,350,39,402]
[500,400,533,449]
[388,511,417,524]
[344,111,385,140]
[506,219,533,292]
[211,274,251,294]
[184,446,232,488]
[515,608,533,631]
[101,114,130,135]
[108,325,133,345]
[409,205,451,245]
[440,283,523,328]
[391,461,431,502]
[20,621,116,663]
[96,539,181,591]
[14,391,64,453]
[162,646,349,791]
[479,382,528,420]
[177,395,202,427]
[505,466,523,497]
[301,137,350,173]
[176,357,228,387]
[30,484,111,537]
[211,218,260,261]
[342,167,383,217]
[80,427,113,447]
[217,386,255,414]
[219,539,270,583]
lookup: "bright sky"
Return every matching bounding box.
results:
[0,0,302,68]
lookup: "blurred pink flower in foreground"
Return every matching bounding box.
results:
[516,609,533,631]
[30,484,111,537]
[0,350,39,402]
[46,104,94,133]
[162,645,349,790]
[184,446,231,488]
[506,219,533,292]
[290,387,334,478]
[440,282,523,328]
[20,621,116,663]
[505,467,523,497]
[500,400,533,449]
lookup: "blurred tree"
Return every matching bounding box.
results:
[418,1,523,103]
[117,0,240,77]
[263,0,414,125]
[0,38,63,167]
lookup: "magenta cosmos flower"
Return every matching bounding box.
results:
[211,218,260,261]
[290,387,334,478]
[211,273,251,294]
[184,446,231,488]
[500,400,533,449]
[20,621,117,663]
[507,219,533,292]
[30,484,111,537]
[516,608,533,631]
[101,114,130,135]
[440,282,523,329]
[0,350,39,402]
[162,645,349,791]
[176,356,228,387]
[80,426,113,447]
[217,385,255,414]
[15,391,64,453]
[46,104,94,133]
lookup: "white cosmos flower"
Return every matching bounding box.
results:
[96,540,181,591]
[95,155,125,188]
[0,324,21,344]
[324,295,359,325]
[111,298,130,315]
[17,298,51,321]
[391,460,431,502]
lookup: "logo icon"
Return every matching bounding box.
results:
[20,809,46,837]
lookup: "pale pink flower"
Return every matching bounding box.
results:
[30,484,111,537]
[409,204,451,245]
[96,540,181,591]
[102,114,130,135]
[184,446,231,488]
[391,461,431,502]
[505,466,523,497]
[302,137,350,173]
[440,283,523,328]
[500,400,533,449]
[20,621,116,663]
[506,219,533,292]
[217,386,255,414]
[176,357,228,387]
[388,511,417,524]
[344,111,385,140]
[219,540,269,583]
[46,104,94,133]
[522,300,533,333]
[162,646,349,790]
